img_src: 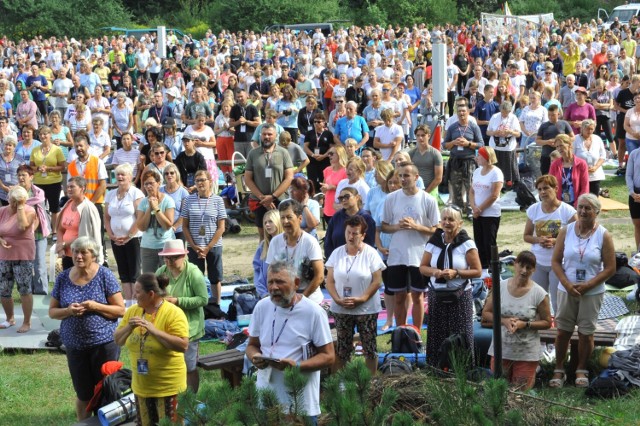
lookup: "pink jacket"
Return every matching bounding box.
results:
[549,156,589,208]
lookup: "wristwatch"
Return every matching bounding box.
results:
[154,208,160,214]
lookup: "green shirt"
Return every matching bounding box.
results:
[157,260,208,341]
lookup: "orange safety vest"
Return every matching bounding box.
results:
[68,155,104,204]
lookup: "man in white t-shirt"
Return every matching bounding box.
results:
[381,162,439,327]
[266,200,325,304]
[507,62,526,98]
[246,260,334,421]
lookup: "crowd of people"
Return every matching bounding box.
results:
[0,15,638,422]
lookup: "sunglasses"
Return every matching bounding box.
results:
[164,171,175,176]
[153,151,166,155]
[335,100,344,103]
[195,178,208,183]
[338,194,353,202]
[163,255,182,261]
[313,120,324,123]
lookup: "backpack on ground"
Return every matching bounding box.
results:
[585,369,630,399]
[379,355,413,375]
[390,325,423,354]
[227,285,259,321]
[437,333,471,372]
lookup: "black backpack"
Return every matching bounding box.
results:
[437,333,471,372]
[98,369,132,408]
[379,355,413,375]
[227,285,259,321]
[514,181,537,209]
[390,325,423,354]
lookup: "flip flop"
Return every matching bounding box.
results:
[0,320,15,329]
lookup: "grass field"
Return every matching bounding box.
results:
[0,173,638,425]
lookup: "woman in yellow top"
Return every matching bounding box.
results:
[30,125,66,238]
[114,272,188,426]
[559,37,580,77]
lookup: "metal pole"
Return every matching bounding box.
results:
[491,245,502,378]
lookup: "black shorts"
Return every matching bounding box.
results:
[384,265,426,293]
[616,117,627,140]
[254,199,280,228]
[630,195,640,219]
[37,182,62,213]
[66,341,120,401]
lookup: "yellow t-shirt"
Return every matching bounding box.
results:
[622,39,637,58]
[30,144,65,184]
[118,302,189,397]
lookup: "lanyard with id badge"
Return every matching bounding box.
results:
[137,300,164,375]
[264,151,272,179]
[575,226,595,284]
[264,301,296,382]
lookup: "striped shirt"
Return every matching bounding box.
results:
[181,193,227,249]
[111,148,141,177]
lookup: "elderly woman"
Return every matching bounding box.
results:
[66,94,92,135]
[469,147,503,271]
[0,135,22,206]
[333,101,370,149]
[49,236,125,420]
[373,108,404,161]
[111,91,134,147]
[114,273,188,425]
[486,101,521,187]
[156,239,208,392]
[56,177,103,270]
[303,112,333,191]
[181,170,226,305]
[325,187,377,260]
[320,145,348,221]
[30,125,66,233]
[136,170,176,273]
[590,79,615,157]
[160,163,190,240]
[0,186,37,333]
[563,86,596,135]
[523,175,577,314]
[482,251,552,390]
[253,210,283,299]
[17,164,51,295]
[549,134,589,208]
[326,215,385,374]
[15,88,38,130]
[550,194,616,388]
[104,163,145,306]
[334,156,370,212]
[574,119,607,196]
[419,206,482,366]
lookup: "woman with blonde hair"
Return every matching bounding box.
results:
[334,156,370,212]
[252,209,283,298]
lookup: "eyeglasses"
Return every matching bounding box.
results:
[382,89,390,92]
[335,100,344,103]
[313,120,324,123]
[545,72,552,74]
[163,255,182,261]
[195,178,208,183]
[153,151,166,155]
[338,194,353,202]
[164,171,175,176]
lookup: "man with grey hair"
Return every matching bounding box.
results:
[246,260,334,423]
[333,101,370,150]
[558,74,577,110]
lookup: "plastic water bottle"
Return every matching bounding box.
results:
[97,393,136,426]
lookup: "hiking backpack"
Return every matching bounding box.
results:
[390,325,423,354]
[227,285,259,321]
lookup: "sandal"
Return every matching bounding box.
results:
[599,188,610,198]
[549,369,566,388]
[575,369,589,388]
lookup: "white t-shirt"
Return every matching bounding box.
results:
[519,105,549,135]
[326,244,386,315]
[374,123,404,160]
[266,232,324,303]
[526,202,576,266]
[249,296,333,417]
[334,178,370,205]
[487,112,520,151]
[184,124,216,160]
[382,189,440,267]
[424,238,477,290]
[574,134,606,181]
[472,167,503,217]
[104,186,145,238]
[136,50,151,70]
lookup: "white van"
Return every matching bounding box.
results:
[599,3,640,30]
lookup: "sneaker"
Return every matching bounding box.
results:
[51,234,57,242]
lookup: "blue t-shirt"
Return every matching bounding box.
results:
[52,266,121,350]
[137,195,176,249]
[334,115,369,144]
